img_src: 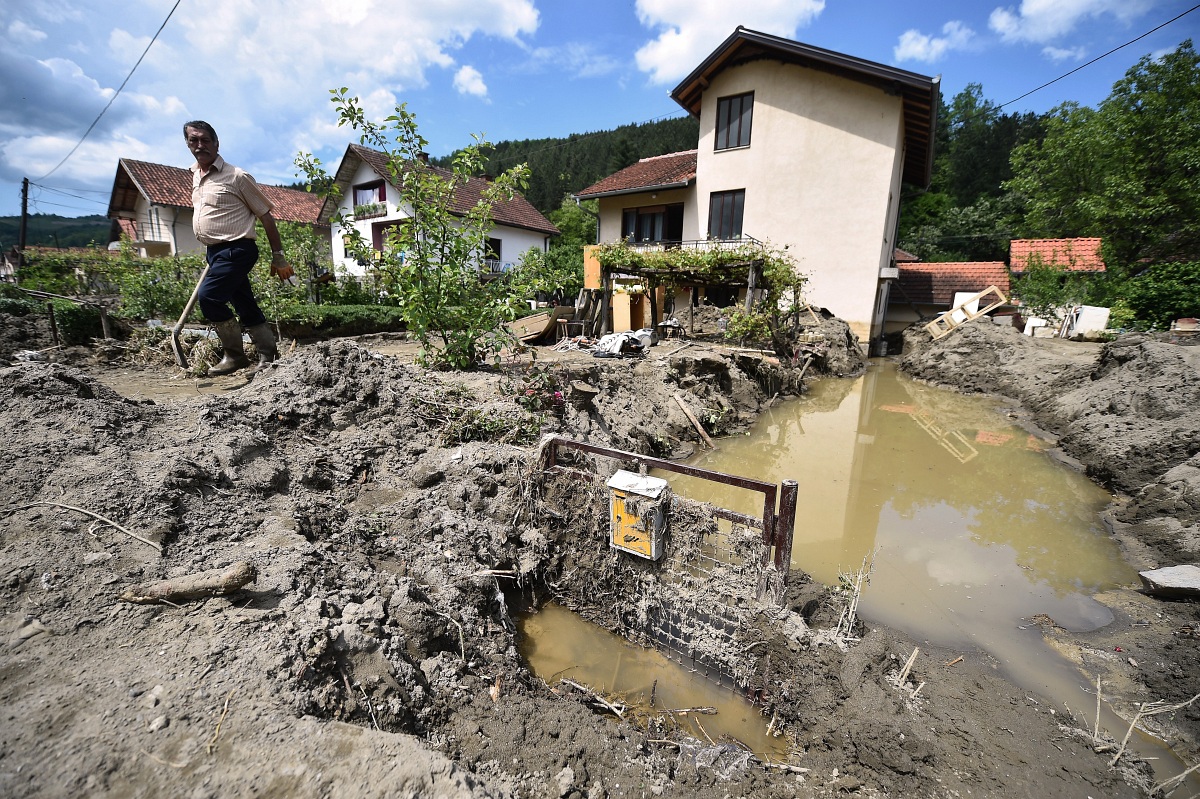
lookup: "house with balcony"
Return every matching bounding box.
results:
[106,158,326,257]
[322,144,558,277]
[575,27,939,347]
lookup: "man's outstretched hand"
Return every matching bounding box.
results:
[271,251,298,285]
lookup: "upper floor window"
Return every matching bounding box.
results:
[353,180,386,216]
[708,190,745,240]
[715,92,753,151]
[621,204,684,244]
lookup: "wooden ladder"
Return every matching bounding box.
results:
[925,285,1007,340]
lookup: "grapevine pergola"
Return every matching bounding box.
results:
[590,239,769,340]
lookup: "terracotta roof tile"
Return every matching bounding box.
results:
[575,151,698,198]
[344,144,558,235]
[1009,238,1104,273]
[111,158,323,224]
[893,262,1010,306]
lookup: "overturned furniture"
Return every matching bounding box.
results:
[925,285,1007,340]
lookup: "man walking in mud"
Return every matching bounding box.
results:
[185,120,294,376]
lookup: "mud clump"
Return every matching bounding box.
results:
[0,334,1155,798]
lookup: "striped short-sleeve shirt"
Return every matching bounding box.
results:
[191,155,273,245]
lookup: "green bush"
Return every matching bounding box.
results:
[280,304,407,337]
[111,254,205,321]
[49,300,103,345]
[0,296,39,316]
[1124,262,1200,329]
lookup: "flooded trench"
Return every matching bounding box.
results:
[679,359,1131,654]
[670,359,1196,770]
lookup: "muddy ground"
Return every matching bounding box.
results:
[0,309,1193,798]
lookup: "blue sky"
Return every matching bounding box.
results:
[1,0,1196,222]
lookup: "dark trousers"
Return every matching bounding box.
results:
[199,239,266,326]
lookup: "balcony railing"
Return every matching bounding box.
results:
[353,202,387,219]
[625,235,764,254]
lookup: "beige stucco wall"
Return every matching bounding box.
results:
[694,60,906,343]
[594,185,694,246]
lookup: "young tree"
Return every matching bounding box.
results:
[298,89,531,368]
[508,195,595,302]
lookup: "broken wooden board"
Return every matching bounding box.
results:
[1138,564,1200,599]
[506,306,577,343]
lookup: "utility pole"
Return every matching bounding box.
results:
[19,177,29,252]
[15,176,28,277]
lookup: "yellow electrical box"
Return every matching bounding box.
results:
[607,470,668,560]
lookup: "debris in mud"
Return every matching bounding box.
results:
[119,560,257,604]
[0,326,1164,798]
[1138,564,1200,599]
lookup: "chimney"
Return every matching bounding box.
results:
[417,151,429,163]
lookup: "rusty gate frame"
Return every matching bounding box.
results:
[539,435,798,574]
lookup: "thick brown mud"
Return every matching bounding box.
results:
[0,312,1189,797]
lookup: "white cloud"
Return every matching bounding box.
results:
[8,20,48,43]
[988,0,1156,44]
[524,43,621,79]
[453,65,488,97]
[0,0,545,208]
[894,20,976,63]
[1042,44,1087,61]
[633,0,825,85]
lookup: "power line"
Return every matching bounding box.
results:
[30,182,110,206]
[995,2,1200,112]
[35,0,182,180]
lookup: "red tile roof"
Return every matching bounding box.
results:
[893,262,1010,306]
[334,145,558,235]
[1009,238,1104,273]
[108,158,324,224]
[575,151,698,199]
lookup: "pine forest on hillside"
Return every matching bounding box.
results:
[443,116,701,216]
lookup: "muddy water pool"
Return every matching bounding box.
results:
[517,601,792,760]
[679,359,1132,652]
[672,359,1194,768]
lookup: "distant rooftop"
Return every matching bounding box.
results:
[1010,238,1105,273]
[893,261,1010,306]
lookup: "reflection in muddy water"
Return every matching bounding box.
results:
[518,601,792,760]
[678,360,1133,638]
[670,361,1195,767]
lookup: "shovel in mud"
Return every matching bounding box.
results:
[170,264,210,368]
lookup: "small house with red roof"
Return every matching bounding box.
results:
[887,260,1013,334]
[324,144,558,277]
[106,158,326,258]
[575,27,939,347]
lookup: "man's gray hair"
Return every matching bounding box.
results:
[183,120,218,143]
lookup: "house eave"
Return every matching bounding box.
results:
[670,26,938,187]
[574,180,693,201]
